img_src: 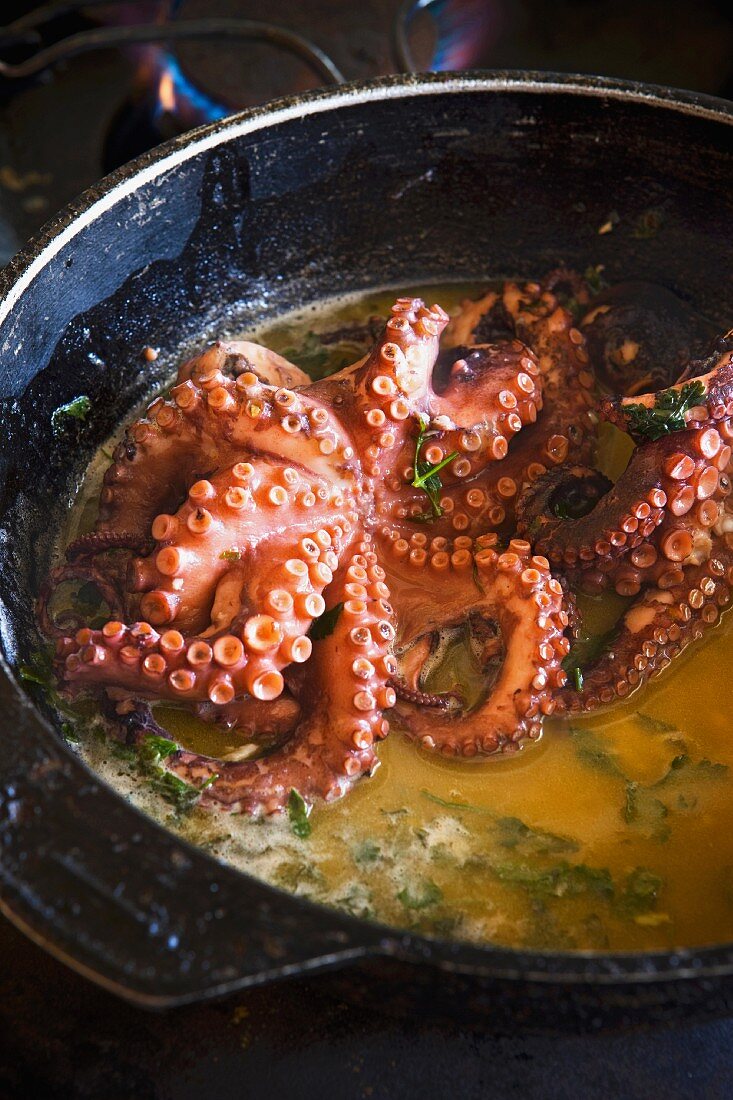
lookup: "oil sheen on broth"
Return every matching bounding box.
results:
[69,285,733,953]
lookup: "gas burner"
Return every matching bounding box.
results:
[397,0,733,95]
[0,4,347,171]
[96,18,345,171]
[0,0,732,262]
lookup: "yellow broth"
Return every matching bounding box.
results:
[63,284,733,953]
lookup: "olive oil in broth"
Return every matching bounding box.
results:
[69,284,733,952]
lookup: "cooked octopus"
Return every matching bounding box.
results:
[38,274,733,813]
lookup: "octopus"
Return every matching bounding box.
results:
[38,273,733,815]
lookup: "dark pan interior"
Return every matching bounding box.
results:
[1,74,733,1024]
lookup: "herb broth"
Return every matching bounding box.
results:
[61,284,733,952]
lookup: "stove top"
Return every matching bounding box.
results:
[2,2,733,1095]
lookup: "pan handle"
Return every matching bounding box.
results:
[0,665,389,1007]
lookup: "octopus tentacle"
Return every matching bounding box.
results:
[580,281,717,395]
[601,339,733,441]
[395,538,568,756]
[97,352,358,542]
[177,339,310,389]
[390,633,457,708]
[367,341,542,536]
[309,297,449,487]
[441,277,597,533]
[36,561,126,637]
[59,511,353,706]
[559,532,733,713]
[158,542,396,813]
[421,341,543,479]
[65,530,150,559]
[517,427,731,594]
[126,457,353,636]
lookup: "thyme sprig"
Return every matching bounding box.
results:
[411,414,459,519]
[623,380,706,442]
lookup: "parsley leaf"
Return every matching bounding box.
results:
[140,733,178,765]
[653,753,728,787]
[353,839,381,866]
[51,395,91,433]
[308,602,344,641]
[19,648,86,720]
[411,414,459,518]
[634,712,679,734]
[150,770,217,815]
[491,860,614,900]
[622,380,706,441]
[568,726,626,778]
[288,788,312,838]
[397,879,443,910]
[219,549,242,561]
[421,788,484,813]
[614,868,664,918]
[495,816,579,856]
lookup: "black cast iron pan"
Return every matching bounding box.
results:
[1,72,733,1030]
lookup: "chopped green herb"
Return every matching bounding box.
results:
[353,839,381,866]
[472,562,486,596]
[421,788,484,813]
[654,753,728,787]
[60,721,79,744]
[634,712,679,734]
[563,628,618,676]
[51,394,91,432]
[380,807,409,817]
[411,414,459,518]
[491,860,614,901]
[308,602,344,642]
[18,648,86,721]
[110,741,137,763]
[337,883,374,919]
[572,666,584,692]
[623,781,670,842]
[397,879,443,910]
[219,549,242,561]
[495,816,579,856]
[280,330,330,377]
[614,868,664,918]
[568,727,626,778]
[140,733,178,765]
[288,788,312,838]
[623,380,706,442]
[149,770,216,815]
[18,657,53,687]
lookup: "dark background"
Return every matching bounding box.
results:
[2,2,733,1096]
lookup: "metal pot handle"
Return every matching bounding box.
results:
[0,665,386,1007]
